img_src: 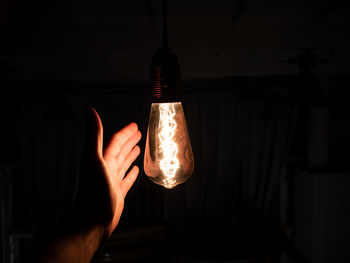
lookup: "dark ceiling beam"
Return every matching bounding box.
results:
[232,0,248,25]
[313,0,343,21]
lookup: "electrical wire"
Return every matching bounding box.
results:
[161,0,168,47]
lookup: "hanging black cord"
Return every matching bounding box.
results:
[162,0,168,47]
[150,0,180,102]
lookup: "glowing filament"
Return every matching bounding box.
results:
[158,103,179,184]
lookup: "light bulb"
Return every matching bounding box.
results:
[145,43,194,189]
[144,102,194,189]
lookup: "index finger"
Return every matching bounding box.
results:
[104,122,139,160]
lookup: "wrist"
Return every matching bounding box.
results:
[85,224,105,250]
[38,224,105,263]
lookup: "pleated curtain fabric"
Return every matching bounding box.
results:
[15,78,297,241]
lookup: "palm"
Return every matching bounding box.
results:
[77,107,141,238]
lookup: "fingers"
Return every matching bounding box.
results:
[115,130,141,165]
[82,106,103,159]
[119,145,141,176]
[121,165,139,197]
[104,123,138,161]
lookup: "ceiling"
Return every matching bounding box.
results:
[1,0,350,80]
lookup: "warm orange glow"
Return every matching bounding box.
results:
[144,102,194,189]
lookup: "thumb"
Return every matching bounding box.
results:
[82,106,103,159]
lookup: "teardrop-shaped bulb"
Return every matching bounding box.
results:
[144,102,194,189]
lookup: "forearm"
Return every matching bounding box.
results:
[38,224,104,263]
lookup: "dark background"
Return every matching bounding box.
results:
[1,0,350,262]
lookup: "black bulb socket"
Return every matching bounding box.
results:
[150,47,181,103]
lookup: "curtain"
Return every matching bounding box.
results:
[164,80,298,257]
[10,77,297,256]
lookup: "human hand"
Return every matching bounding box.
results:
[75,107,141,238]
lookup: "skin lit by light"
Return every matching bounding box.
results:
[158,103,179,187]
